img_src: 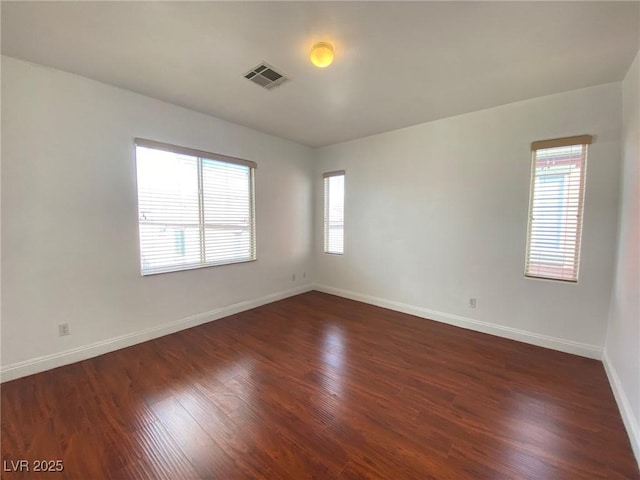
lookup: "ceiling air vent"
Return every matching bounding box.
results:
[244,63,290,90]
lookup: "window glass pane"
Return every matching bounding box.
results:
[136,147,200,274]
[135,143,255,275]
[202,158,254,264]
[136,148,199,224]
[525,144,586,282]
[324,173,344,254]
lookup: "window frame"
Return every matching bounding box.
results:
[323,170,345,255]
[134,138,257,276]
[524,135,591,283]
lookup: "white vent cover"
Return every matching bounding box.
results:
[244,63,290,90]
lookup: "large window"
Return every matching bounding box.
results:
[525,135,591,282]
[135,139,256,275]
[324,171,345,254]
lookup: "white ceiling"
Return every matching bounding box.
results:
[2,1,639,148]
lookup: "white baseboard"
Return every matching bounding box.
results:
[0,284,314,383]
[603,349,640,467]
[314,284,602,360]
[0,282,603,376]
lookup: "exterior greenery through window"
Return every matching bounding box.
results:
[135,139,256,275]
[525,135,590,282]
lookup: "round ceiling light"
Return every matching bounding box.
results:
[310,42,334,68]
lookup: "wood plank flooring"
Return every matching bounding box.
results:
[1,291,638,479]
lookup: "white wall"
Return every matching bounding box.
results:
[315,82,622,358]
[0,54,629,383]
[1,56,315,379]
[604,51,640,463]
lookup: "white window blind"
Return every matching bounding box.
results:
[135,139,256,275]
[525,135,591,282]
[324,171,345,254]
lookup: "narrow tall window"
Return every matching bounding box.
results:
[135,139,256,275]
[525,135,591,282]
[324,171,345,254]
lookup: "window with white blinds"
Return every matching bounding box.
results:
[324,171,345,254]
[525,135,591,282]
[135,139,256,275]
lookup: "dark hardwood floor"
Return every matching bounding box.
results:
[1,291,638,479]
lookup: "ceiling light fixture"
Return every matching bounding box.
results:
[310,42,334,68]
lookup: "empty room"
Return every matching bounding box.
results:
[1,1,639,479]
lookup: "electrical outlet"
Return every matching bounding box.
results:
[469,298,477,308]
[292,273,296,281]
[59,323,70,336]
[303,271,306,279]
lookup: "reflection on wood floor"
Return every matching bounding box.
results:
[1,291,638,479]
